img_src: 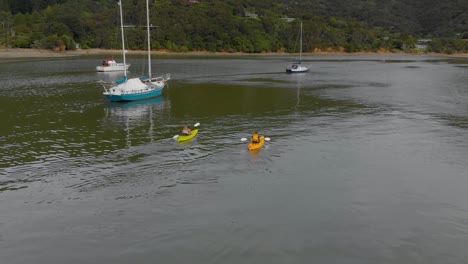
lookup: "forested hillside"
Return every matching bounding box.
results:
[278,0,468,37]
[0,0,467,53]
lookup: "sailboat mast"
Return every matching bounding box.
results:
[118,0,127,77]
[146,0,151,78]
[299,22,303,63]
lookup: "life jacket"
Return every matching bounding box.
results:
[252,133,259,142]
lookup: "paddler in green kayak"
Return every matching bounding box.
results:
[173,122,200,142]
[181,126,192,136]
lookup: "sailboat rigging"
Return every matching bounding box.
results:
[96,1,130,72]
[101,0,170,102]
[286,22,309,73]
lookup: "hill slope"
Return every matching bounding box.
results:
[0,0,467,53]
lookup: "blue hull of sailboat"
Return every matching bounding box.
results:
[105,86,164,102]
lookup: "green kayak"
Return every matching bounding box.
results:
[177,129,199,142]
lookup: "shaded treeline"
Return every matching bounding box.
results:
[0,0,467,53]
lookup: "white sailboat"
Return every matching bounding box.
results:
[102,0,170,102]
[286,22,309,73]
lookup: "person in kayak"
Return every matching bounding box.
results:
[251,131,260,144]
[182,126,192,136]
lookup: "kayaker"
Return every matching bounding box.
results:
[182,126,192,136]
[251,131,260,144]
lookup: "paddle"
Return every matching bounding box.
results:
[241,137,270,142]
[173,122,200,139]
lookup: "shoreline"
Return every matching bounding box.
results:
[1,48,467,58]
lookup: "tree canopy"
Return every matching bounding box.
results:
[0,0,466,53]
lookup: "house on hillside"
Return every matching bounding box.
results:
[415,38,432,50]
[244,11,258,19]
[281,17,295,23]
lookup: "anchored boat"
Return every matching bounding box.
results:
[96,58,130,72]
[101,0,170,102]
[286,22,309,73]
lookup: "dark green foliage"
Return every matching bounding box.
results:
[0,0,466,53]
[428,38,468,53]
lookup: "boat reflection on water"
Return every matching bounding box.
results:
[104,97,171,146]
[105,97,168,118]
[293,73,305,112]
[97,71,127,83]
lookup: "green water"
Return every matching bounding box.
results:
[1,54,468,264]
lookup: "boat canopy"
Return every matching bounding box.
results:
[120,78,148,92]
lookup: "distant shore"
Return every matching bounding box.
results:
[1,48,467,58]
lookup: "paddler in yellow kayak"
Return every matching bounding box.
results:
[251,131,260,144]
[248,131,266,151]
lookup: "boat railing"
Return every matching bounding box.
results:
[98,80,114,92]
[141,73,171,83]
[120,88,156,95]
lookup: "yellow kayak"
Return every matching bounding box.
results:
[177,129,199,142]
[248,136,265,151]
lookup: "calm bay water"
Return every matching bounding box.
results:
[1,54,468,263]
